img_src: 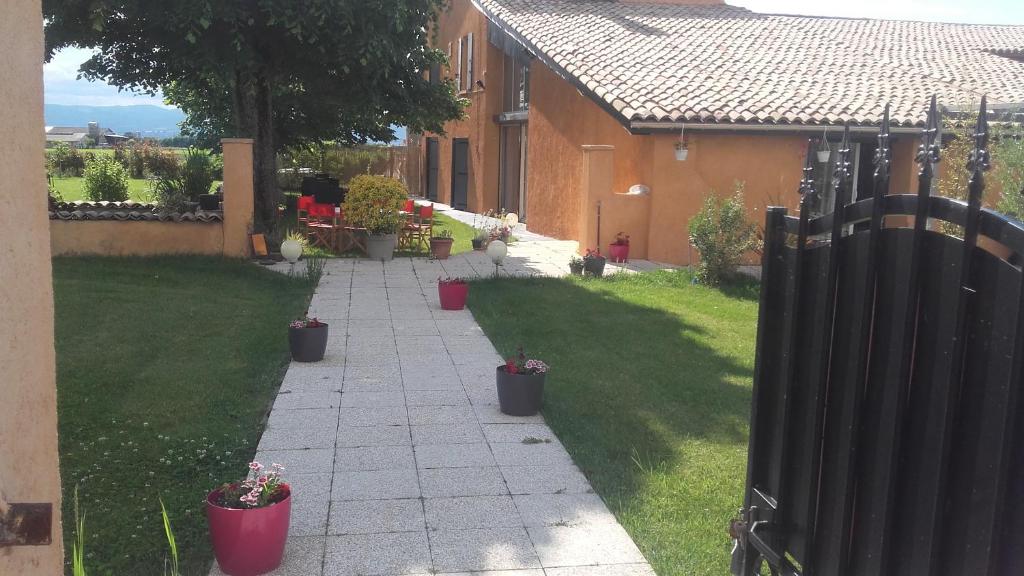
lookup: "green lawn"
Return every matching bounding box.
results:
[467,270,759,576]
[54,257,314,575]
[51,176,154,202]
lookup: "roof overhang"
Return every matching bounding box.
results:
[630,121,925,136]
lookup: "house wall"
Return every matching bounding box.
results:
[430,0,501,214]
[0,0,64,572]
[427,0,927,266]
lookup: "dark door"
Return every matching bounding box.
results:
[451,138,469,210]
[426,137,439,201]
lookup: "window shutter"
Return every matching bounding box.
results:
[467,33,474,89]
[455,39,463,91]
[447,42,452,80]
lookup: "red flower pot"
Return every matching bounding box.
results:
[608,243,630,263]
[207,488,291,576]
[438,282,469,310]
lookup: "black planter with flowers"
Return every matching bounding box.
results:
[289,317,328,362]
[583,249,606,277]
[496,348,549,416]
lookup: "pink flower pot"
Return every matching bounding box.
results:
[438,282,469,310]
[608,243,630,263]
[207,488,291,576]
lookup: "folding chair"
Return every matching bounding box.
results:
[307,202,339,251]
[297,195,315,241]
[409,204,434,251]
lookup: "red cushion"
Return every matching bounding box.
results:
[298,195,315,211]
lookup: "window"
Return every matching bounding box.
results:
[455,40,463,91]
[465,33,474,90]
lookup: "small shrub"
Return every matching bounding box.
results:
[145,147,182,178]
[688,183,758,286]
[180,148,215,200]
[995,129,1024,220]
[151,176,191,213]
[342,175,407,234]
[83,155,130,202]
[48,142,86,177]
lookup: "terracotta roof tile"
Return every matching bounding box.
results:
[49,201,223,223]
[476,0,1024,126]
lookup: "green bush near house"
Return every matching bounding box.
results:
[688,183,759,286]
[181,147,216,200]
[342,174,407,234]
[82,155,130,202]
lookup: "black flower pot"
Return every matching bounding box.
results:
[496,366,545,416]
[199,194,221,211]
[289,323,329,362]
[471,238,485,251]
[584,256,606,277]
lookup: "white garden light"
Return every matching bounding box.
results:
[486,239,508,277]
[281,239,303,264]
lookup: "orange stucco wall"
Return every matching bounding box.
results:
[50,221,225,256]
[426,0,925,266]
[50,138,255,258]
[430,0,501,214]
[0,0,64,572]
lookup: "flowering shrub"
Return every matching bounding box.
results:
[504,347,549,375]
[438,276,467,286]
[611,232,630,246]
[583,248,604,262]
[290,317,325,329]
[212,461,289,509]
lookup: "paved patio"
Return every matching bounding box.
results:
[218,257,656,575]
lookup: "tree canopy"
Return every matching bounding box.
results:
[45,0,464,226]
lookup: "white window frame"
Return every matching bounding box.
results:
[466,33,474,90]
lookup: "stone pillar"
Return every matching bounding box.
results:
[221,138,255,258]
[580,144,651,258]
[0,0,64,572]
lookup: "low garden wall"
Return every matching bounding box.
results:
[50,202,226,256]
[49,138,255,258]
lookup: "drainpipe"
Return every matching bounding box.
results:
[596,200,602,253]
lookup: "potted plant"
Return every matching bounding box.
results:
[438,277,469,310]
[608,232,630,263]
[207,461,291,576]
[430,229,455,260]
[568,255,584,276]
[471,229,488,251]
[199,193,221,211]
[496,347,549,416]
[289,317,328,362]
[583,249,606,277]
[342,175,407,261]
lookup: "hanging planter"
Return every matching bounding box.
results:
[674,125,689,161]
[207,462,291,576]
[817,132,831,163]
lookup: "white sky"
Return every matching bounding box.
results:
[45,1,1024,108]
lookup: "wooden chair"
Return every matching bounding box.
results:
[297,195,315,242]
[408,204,434,251]
[338,209,368,255]
[307,202,339,251]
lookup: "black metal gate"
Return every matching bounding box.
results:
[732,98,1024,576]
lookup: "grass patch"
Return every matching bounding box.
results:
[51,176,154,202]
[54,256,314,575]
[467,270,759,576]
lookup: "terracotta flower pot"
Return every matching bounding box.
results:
[608,243,629,263]
[496,366,546,416]
[207,488,291,576]
[430,237,454,260]
[289,323,328,362]
[438,282,469,310]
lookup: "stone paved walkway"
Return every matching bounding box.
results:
[216,257,656,575]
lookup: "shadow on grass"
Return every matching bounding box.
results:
[467,271,759,575]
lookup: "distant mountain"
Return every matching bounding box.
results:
[45,104,185,139]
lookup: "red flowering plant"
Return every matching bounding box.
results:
[438,276,468,286]
[504,347,549,375]
[290,317,325,328]
[611,232,630,246]
[212,461,290,509]
[583,248,605,262]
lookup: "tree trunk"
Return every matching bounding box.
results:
[233,69,279,232]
